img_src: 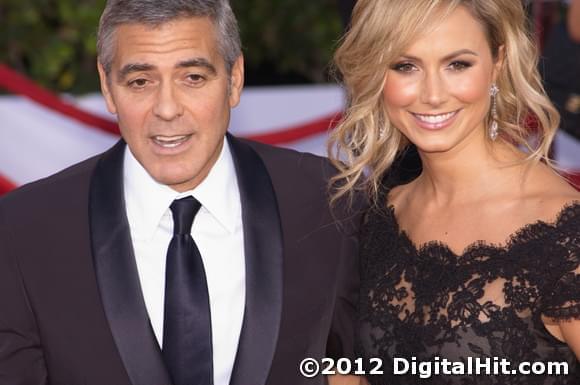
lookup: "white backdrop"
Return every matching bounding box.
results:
[0,85,578,188]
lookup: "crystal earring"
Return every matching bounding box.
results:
[489,84,499,141]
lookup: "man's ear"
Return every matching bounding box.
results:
[97,61,118,115]
[228,55,244,108]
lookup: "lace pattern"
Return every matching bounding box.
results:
[357,201,580,385]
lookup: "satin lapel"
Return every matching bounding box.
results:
[89,140,172,385]
[228,135,284,385]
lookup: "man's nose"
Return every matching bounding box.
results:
[153,82,184,121]
[419,70,449,107]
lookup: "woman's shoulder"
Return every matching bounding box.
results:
[385,178,418,209]
[523,164,580,223]
[361,178,413,236]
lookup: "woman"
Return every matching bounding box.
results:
[328,0,580,384]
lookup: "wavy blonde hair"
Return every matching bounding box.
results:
[329,0,560,205]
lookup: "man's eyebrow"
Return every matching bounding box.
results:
[176,58,217,75]
[116,58,218,81]
[399,49,479,63]
[117,63,156,81]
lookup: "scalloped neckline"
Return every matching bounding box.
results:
[383,200,580,257]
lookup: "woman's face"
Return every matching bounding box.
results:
[383,6,502,155]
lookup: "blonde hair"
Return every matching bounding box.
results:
[329,0,560,205]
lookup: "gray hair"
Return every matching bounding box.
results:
[97,0,242,75]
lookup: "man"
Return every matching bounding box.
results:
[0,1,361,385]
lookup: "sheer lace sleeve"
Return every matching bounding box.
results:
[357,199,580,385]
[539,203,580,321]
[542,268,580,320]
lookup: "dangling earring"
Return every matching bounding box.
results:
[379,126,386,139]
[489,84,499,141]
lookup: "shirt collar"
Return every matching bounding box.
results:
[123,138,241,240]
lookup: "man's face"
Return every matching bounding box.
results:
[98,17,244,192]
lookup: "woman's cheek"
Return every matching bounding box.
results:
[383,75,419,108]
[449,70,490,104]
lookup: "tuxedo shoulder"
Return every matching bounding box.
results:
[238,138,337,184]
[237,138,366,227]
[0,153,100,217]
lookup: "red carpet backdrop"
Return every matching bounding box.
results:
[0,64,578,195]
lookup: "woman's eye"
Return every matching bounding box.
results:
[448,61,472,71]
[392,62,417,73]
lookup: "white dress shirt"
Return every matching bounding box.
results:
[123,140,245,385]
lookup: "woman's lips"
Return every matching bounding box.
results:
[411,109,461,130]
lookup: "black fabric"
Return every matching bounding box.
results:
[90,137,286,385]
[163,197,212,385]
[227,135,284,385]
[357,194,580,384]
[541,22,580,139]
[0,136,361,385]
[90,140,172,385]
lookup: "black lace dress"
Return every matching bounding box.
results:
[357,199,580,385]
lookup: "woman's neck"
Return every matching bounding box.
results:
[415,138,528,206]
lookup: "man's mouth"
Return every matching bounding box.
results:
[152,135,192,148]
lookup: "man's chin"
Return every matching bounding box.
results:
[153,171,206,193]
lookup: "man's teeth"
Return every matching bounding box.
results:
[415,111,457,123]
[153,135,190,147]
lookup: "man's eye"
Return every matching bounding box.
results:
[391,62,417,73]
[448,61,472,71]
[128,78,148,88]
[186,74,205,84]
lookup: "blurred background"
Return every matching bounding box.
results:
[0,0,352,92]
[0,0,578,193]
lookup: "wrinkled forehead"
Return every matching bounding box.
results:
[110,17,221,63]
[112,17,217,46]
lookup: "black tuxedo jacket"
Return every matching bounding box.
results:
[0,135,362,385]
